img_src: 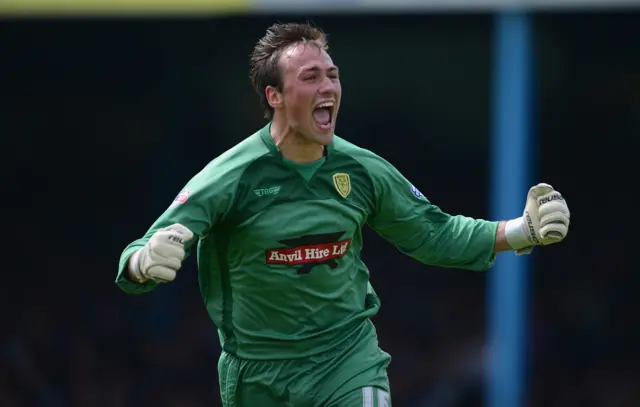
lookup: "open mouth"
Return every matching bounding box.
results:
[312,101,334,131]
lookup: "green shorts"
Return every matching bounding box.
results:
[218,320,392,407]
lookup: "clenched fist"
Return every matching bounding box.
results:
[505,183,571,255]
[129,224,194,283]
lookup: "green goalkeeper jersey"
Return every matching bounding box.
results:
[116,123,498,360]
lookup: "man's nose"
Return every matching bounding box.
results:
[318,76,336,94]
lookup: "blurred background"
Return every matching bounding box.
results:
[2,0,639,406]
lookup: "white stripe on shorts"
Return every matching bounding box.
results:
[377,388,390,407]
[362,386,374,407]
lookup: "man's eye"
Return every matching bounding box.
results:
[304,76,315,81]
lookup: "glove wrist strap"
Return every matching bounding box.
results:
[505,217,532,251]
[128,250,147,284]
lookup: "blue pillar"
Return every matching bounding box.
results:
[487,11,534,407]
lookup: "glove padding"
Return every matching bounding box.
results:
[130,223,194,283]
[506,183,570,255]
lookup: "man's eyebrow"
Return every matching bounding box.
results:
[300,65,339,73]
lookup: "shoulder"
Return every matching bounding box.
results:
[206,131,271,173]
[188,130,271,190]
[332,135,394,177]
[332,135,422,200]
[332,135,377,159]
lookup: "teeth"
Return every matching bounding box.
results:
[316,102,334,108]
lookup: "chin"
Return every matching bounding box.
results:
[308,123,334,144]
[311,131,334,146]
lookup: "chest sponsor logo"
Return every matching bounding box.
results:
[266,231,351,274]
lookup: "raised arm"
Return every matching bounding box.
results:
[116,158,242,294]
[361,153,569,270]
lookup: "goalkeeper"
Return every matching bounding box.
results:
[116,22,570,407]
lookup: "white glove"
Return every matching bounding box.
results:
[129,223,194,283]
[505,183,570,255]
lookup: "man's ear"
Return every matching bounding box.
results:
[266,85,283,110]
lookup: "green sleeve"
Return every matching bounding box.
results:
[362,153,498,271]
[115,157,243,294]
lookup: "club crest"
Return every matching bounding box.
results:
[333,173,351,198]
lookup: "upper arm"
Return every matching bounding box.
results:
[115,157,245,294]
[365,155,448,256]
[141,167,234,251]
[362,153,497,271]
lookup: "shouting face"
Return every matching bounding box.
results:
[268,42,341,146]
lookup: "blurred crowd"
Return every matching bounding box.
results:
[2,234,638,407]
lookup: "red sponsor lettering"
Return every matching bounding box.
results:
[266,239,352,266]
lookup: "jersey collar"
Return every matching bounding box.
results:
[259,122,335,159]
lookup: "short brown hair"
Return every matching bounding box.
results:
[250,22,329,119]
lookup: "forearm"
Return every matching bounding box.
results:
[380,216,499,271]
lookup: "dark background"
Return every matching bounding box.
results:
[2,11,639,407]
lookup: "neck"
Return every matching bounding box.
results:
[270,117,324,164]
